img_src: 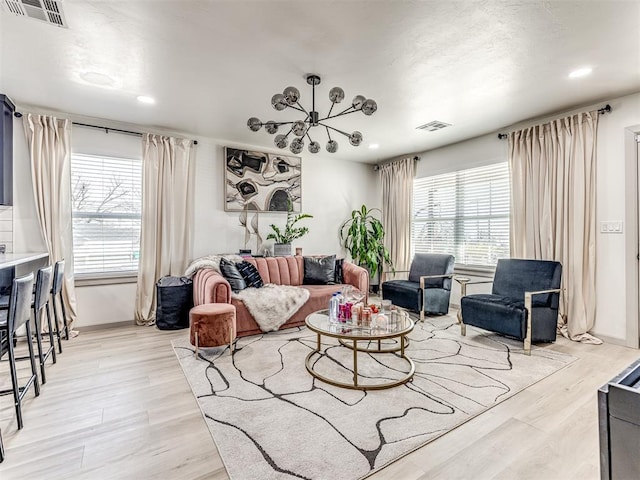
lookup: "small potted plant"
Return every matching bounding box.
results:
[267,203,313,256]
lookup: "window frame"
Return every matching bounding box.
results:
[411,161,510,271]
[70,152,143,281]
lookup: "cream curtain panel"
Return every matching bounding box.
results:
[509,110,601,344]
[23,114,78,330]
[380,157,417,273]
[135,134,195,326]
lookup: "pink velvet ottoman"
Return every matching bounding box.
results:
[189,304,236,356]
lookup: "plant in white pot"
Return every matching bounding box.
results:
[267,204,313,256]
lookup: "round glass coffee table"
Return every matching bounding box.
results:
[305,309,415,391]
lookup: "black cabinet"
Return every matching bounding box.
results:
[599,358,640,479]
[0,94,15,206]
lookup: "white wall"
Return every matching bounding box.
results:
[407,91,640,345]
[594,93,640,344]
[75,283,138,327]
[192,140,378,258]
[10,111,378,328]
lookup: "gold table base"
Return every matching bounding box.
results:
[305,333,415,391]
[337,337,410,353]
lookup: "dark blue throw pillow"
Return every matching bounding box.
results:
[236,261,264,289]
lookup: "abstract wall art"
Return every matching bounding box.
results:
[225,147,301,212]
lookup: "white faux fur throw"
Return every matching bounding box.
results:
[232,284,310,332]
[184,254,245,277]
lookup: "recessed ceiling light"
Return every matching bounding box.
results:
[137,95,156,104]
[569,67,592,78]
[368,143,379,149]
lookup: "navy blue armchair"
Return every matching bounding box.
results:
[382,253,455,321]
[458,258,562,355]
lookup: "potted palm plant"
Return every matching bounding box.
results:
[267,204,313,256]
[339,204,393,291]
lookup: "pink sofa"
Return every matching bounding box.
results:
[193,256,369,337]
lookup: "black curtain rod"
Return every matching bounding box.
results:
[373,155,420,171]
[73,121,144,137]
[71,121,199,145]
[13,111,198,145]
[497,104,612,140]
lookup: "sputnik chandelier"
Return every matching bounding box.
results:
[247,74,377,154]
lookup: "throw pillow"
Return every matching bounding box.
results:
[219,258,247,292]
[303,255,337,285]
[236,261,264,289]
[334,258,344,284]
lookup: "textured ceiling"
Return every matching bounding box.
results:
[1,0,639,163]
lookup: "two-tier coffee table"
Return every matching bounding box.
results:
[304,309,415,391]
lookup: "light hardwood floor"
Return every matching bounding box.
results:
[0,321,637,479]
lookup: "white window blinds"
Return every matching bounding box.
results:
[71,154,142,276]
[412,162,510,268]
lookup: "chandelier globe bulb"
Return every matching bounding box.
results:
[290,137,304,154]
[283,86,300,105]
[308,141,320,154]
[361,99,377,116]
[292,120,307,137]
[247,117,262,132]
[349,131,363,146]
[329,87,345,104]
[271,93,287,111]
[265,121,278,134]
[352,95,366,109]
[274,134,288,149]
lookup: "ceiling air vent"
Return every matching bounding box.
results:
[2,0,68,28]
[416,120,451,132]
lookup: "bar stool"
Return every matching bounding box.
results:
[0,266,57,383]
[33,265,56,384]
[50,260,69,353]
[0,273,39,430]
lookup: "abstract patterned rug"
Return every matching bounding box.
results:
[173,315,574,480]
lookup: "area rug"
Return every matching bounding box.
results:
[172,315,575,480]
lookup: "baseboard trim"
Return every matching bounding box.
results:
[76,320,136,333]
[592,333,632,348]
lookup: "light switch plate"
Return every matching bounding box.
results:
[600,221,624,234]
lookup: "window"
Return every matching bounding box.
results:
[71,154,142,276]
[412,162,510,268]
